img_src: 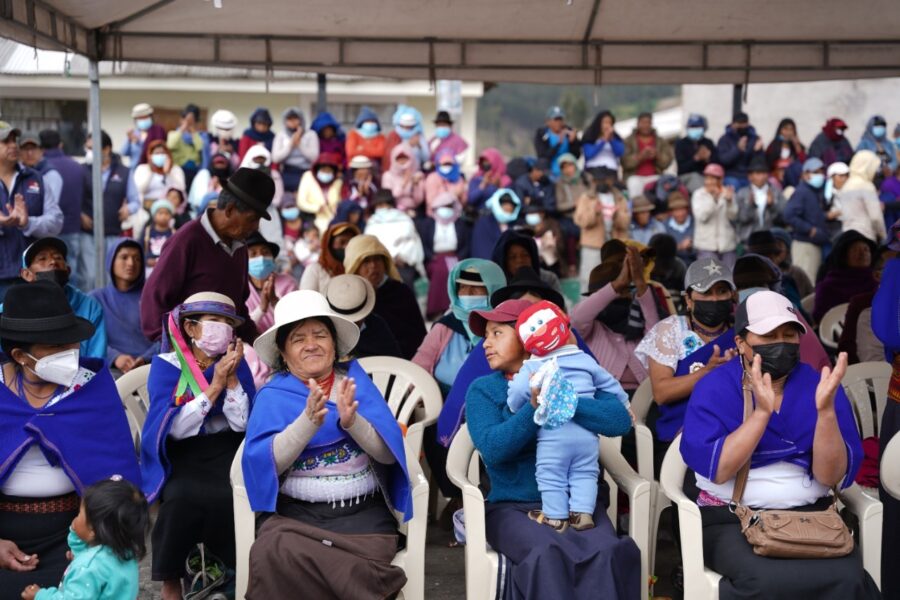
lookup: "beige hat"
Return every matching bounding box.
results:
[632,195,655,213]
[342,235,401,282]
[253,290,360,368]
[210,109,237,131]
[179,292,244,327]
[348,155,373,170]
[131,103,154,119]
[325,274,376,322]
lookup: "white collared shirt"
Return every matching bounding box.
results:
[200,209,245,257]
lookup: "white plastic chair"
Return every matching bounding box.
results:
[659,433,883,598]
[628,378,668,583]
[446,424,651,600]
[881,433,900,500]
[114,364,151,451]
[819,302,849,350]
[230,439,429,600]
[800,293,816,318]
[842,361,892,440]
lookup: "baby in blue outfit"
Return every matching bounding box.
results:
[508,301,629,531]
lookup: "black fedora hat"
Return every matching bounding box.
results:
[0,281,94,345]
[244,231,280,258]
[221,167,275,220]
[434,110,454,124]
[490,266,565,309]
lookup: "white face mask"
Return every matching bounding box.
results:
[26,349,80,388]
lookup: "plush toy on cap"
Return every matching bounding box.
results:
[515,300,570,357]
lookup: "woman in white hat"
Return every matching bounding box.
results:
[324,274,401,359]
[242,290,412,599]
[140,292,255,600]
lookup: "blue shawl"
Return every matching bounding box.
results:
[655,327,736,442]
[0,359,140,494]
[140,355,256,502]
[436,329,594,446]
[242,360,412,520]
[681,358,862,489]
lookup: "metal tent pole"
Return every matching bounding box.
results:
[317,73,327,114]
[732,84,743,120]
[88,59,105,290]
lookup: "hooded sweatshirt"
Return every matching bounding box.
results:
[467,148,512,210]
[346,107,387,163]
[380,143,425,211]
[271,108,320,188]
[812,230,878,322]
[382,105,431,171]
[238,108,275,160]
[89,238,158,364]
[310,112,347,167]
[856,116,898,172]
[489,229,564,296]
[839,150,889,243]
[808,119,854,167]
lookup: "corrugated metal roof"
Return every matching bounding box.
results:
[0,40,368,81]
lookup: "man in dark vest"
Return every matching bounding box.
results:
[81,129,139,289]
[0,122,60,302]
[35,129,87,288]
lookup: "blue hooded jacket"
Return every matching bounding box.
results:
[89,238,159,365]
[857,116,898,172]
[353,106,382,131]
[310,112,345,139]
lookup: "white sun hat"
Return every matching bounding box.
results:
[253,290,360,368]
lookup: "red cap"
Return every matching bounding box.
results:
[703,163,724,178]
[468,299,533,338]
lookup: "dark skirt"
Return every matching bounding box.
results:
[0,493,79,600]
[484,496,642,600]
[881,399,900,600]
[151,429,243,580]
[246,494,405,600]
[701,500,881,600]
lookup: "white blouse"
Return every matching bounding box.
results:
[0,366,95,497]
[159,353,250,440]
[634,315,705,371]
[696,462,830,509]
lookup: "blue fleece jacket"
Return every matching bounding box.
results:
[466,371,631,503]
[783,181,830,246]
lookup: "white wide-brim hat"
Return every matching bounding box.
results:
[253,290,360,368]
[325,274,375,323]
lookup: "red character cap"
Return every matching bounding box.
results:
[515,300,570,357]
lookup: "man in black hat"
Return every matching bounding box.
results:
[734,154,785,245]
[428,110,469,160]
[10,236,108,360]
[140,167,275,343]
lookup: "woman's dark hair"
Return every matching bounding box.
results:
[275,317,338,371]
[83,479,150,562]
[0,338,31,360]
[582,110,616,144]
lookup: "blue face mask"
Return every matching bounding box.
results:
[525,213,542,226]
[435,206,455,220]
[135,117,153,131]
[396,126,416,140]
[434,126,452,139]
[317,171,335,184]
[686,127,704,141]
[457,294,489,311]
[438,164,454,175]
[281,207,300,221]
[358,121,379,138]
[150,154,167,168]
[248,256,277,279]
[872,125,887,138]
[807,173,825,189]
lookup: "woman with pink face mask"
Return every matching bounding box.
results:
[140,292,256,600]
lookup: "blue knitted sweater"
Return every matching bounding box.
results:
[465,372,633,503]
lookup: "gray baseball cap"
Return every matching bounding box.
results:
[18,131,40,147]
[0,121,21,142]
[684,257,735,293]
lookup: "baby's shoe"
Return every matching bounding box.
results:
[528,509,568,533]
[569,512,595,531]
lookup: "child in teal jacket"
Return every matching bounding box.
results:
[22,478,149,600]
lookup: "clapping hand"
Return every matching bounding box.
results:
[305,379,329,426]
[336,377,359,429]
[625,246,647,295]
[816,352,848,413]
[705,345,737,372]
[748,354,775,416]
[259,274,278,313]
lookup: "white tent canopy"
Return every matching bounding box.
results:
[2,0,900,85]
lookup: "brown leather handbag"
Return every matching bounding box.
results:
[730,384,854,559]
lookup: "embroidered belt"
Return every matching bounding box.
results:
[0,493,79,514]
[890,353,900,404]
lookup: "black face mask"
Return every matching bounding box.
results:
[479,161,492,172]
[35,269,70,287]
[750,342,800,381]
[331,247,345,262]
[596,298,631,332]
[691,299,732,328]
[211,167,230,181]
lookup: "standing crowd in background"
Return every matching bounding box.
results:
[0,98,899,600]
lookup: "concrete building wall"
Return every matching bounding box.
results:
[682,78,900,145]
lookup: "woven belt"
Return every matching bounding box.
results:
[890,353,900,404]
[0,493,79,514]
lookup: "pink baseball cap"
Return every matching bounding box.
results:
[468,299,534,338]
[703,163,724,178]
[734,290,806,336]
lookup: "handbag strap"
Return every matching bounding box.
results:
[730,382,754,505]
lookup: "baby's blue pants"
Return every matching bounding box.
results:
[535,420,600,519]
